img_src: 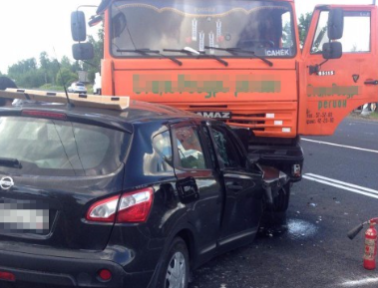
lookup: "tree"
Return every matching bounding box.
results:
[83,26,104,83]
[56,68,77,87]
[40,51,51,84]
[7,58,45,88]
[298,13,312,48]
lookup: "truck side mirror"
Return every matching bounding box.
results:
[328,8,344,40]
[72,43,94,60]
[71,11,87,42]
[322,42,342,60]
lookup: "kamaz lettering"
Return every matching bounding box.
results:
[195,111,232,119]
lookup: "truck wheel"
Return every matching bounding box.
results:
[156,237,189,288]
[273,183,291,212]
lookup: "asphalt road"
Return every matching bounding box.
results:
[190,117,378,288]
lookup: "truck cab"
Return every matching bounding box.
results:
[71,0,378,216]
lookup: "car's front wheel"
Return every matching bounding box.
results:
[157,237,189,288]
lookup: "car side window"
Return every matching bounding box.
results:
[210,126,241,169]
[173,126,207,170]
[143,130,174,175]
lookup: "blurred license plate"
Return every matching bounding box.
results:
[0,209,49,231]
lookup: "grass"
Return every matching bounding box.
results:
[369,112,378,120]
[39,84,65,92]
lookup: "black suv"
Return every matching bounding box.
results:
[0,99,283,288]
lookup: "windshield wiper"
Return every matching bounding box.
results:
[117,48,182,66]
[163,47,228,67]
[0,157,22,169]
[205,46,273,67]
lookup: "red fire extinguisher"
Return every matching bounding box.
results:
[348,218,378,270]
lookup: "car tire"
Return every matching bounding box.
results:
[0,76,17,91]
[156,237,189,288]
[0,76,17,106]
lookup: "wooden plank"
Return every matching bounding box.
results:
[0,89,130,110]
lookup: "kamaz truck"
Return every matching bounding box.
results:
[71,0,378,216]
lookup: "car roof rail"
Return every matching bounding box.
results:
[0,88,130,110]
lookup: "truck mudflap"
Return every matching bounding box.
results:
[260,166,290,208]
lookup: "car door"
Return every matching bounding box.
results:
[299,5,378,135]
[171,122,223,262]
[205,123,263,251]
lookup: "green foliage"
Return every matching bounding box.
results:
[56,68,77,87]
[6,25,103,89]
[7,58,46,88]
[39,83,64,92]
[83,26,104,83]
[298,13,312,47]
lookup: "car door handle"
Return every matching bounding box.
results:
[364,80,378,85]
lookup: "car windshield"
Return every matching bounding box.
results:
[0,117,130,176]
[111,0,296,58]
[76,83,84,87]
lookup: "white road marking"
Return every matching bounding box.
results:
[306,174,378,195]
[301,138,378,154]
[340,277,378,287]
[303,173,378,200]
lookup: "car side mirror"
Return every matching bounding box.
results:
[322,42,342,60]
[71,11,87,42]
[328,8,344,40]
[72,43,94,60]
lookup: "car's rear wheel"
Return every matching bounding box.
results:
[157,237,189,288]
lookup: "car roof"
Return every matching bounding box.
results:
[0,99,207,132]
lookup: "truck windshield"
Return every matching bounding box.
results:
[111,0,296,58]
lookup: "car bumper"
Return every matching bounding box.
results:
[0,246,153,288]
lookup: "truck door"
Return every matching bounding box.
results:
[299,5,378,136]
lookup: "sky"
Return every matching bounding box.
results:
[0,0,375,74]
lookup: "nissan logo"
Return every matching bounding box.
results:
[0,177,14,190]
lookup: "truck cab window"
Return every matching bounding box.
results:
[173,126,206,170]
[111,0,296,58]
[311,11,371,54]
[210,127,241,169]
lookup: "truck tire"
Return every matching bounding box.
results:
[156,237,189,288]
[273,183,291,212]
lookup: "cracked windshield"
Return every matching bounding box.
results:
[111,0,295,57]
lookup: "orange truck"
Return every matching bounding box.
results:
[71,0,378,215]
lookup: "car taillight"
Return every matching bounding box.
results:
[86,195,119,223]
[0,271,15,282]
[86,188,154,223]
[22,110,67,120]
